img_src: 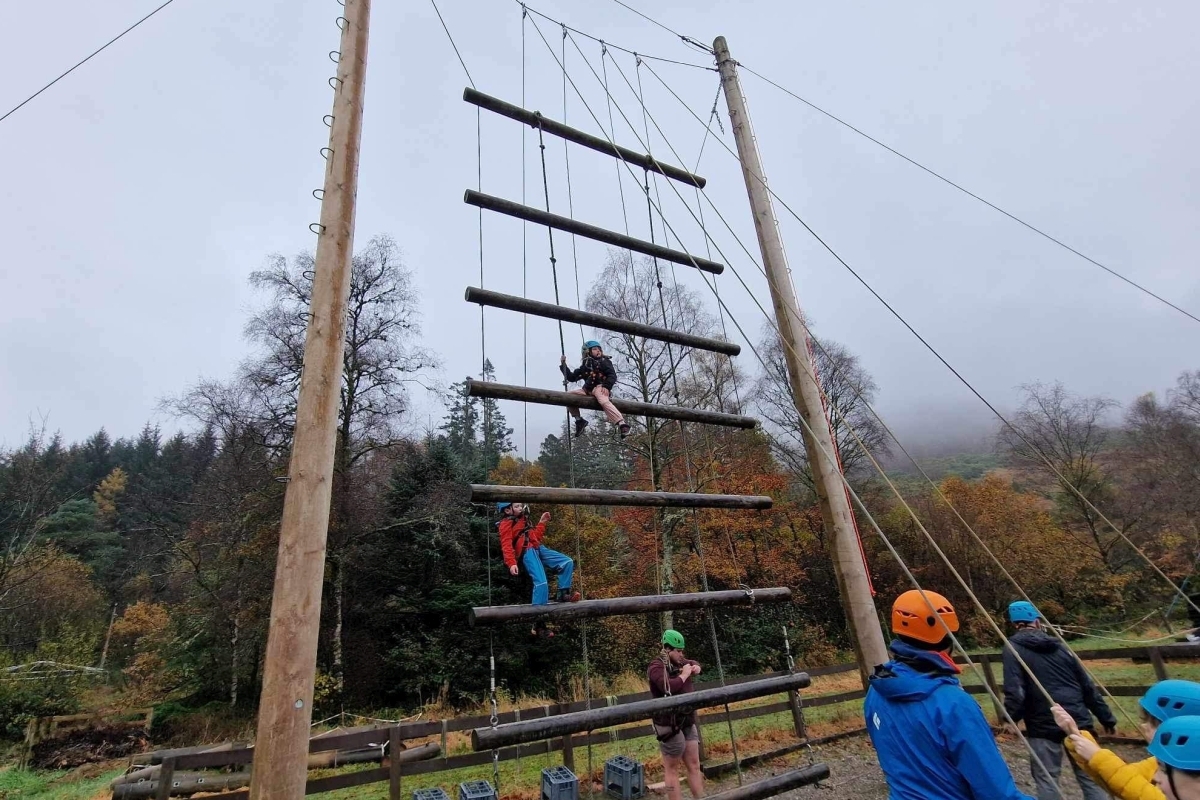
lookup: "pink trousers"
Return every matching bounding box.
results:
[568,386,625,425]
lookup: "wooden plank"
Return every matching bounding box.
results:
[305,767,389,794]
[469,484,773,510]
[467,381,757,430]
[472,673,810,751]
[704,764,829,800]
[465,191,724,275]
[1150,647,1170,681]
[464,287,739,356]
[388,728,402,800]
[463,89,706,188]
[471,588,789,626]
[154,758,174,800]
[979,654,1005,721]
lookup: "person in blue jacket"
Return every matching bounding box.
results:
[865,588,1034,800]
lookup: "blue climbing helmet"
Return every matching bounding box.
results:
[1149,715,1200,771]
[1007,600,1040,624]
[1141,681,1200,722]
[584,340,601,352]
[496,502,512,512]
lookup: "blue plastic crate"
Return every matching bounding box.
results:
[604,755,645,800]
[542,765,579,800]
[459,781,498,800]
[414,788,451,800]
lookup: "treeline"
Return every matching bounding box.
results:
[3,236,1198,737]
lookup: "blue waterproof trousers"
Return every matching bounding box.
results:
[522,546,574,605]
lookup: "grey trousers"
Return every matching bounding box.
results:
[1028,736,1111,800]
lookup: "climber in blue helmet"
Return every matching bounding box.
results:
[1003,599,1116,800]
[1150,716,1200,800]
[559,340,630,440]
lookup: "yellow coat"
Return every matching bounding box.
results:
[1065,732,1161,800]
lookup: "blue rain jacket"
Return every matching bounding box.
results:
[864,640,1033,800]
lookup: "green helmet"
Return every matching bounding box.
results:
[662,629,685,650]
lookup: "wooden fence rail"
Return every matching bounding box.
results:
[124,643,1200,799]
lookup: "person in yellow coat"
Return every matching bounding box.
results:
[1051,680,1200,800]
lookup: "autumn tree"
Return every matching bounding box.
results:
[998,382,1146,571]
[754,330,890,497]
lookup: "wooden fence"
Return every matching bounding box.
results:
[123,642,1200,799]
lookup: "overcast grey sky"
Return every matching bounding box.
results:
[3,0,1198,457]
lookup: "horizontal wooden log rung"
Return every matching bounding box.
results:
[704,765,830,800]
[470,484,773,510]
[465,190,724,275]
[472,672,810,751]
[464,287,740,356]
[464,88,706,188]
[471,588,790,626]
[467,381,757,430]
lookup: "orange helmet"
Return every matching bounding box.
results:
[891,589,959,645]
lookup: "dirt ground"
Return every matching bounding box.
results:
[727,735,1149,800]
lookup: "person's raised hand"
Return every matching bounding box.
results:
[1051,704,1079,736]
[1069,733,1100,761]
[560,355,567,364]
[540,512,551,524]
[690,663,702,676]
[509,565,519,576]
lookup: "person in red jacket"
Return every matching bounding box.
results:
[648,629,704,800]
[497,502,580,618]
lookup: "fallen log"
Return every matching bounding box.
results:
[111,772,251,799]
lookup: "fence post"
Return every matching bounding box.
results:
[388,726,403,800]
[787,691,807,741]
[696,721,707,763]
[978,655,1005,723]
[1150,647,1170,681]
[558,705,575,771]
[156,757,176,800]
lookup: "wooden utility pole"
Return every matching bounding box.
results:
[714,36,888,679]
[248,2,371,798]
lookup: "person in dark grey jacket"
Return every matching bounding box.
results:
[1002,600,1117,800]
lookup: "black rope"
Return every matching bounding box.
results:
[515,0,715,71]
[1,0,182,125]
[430,0,475,89]
[735,64,1200,327]
[633,57,742,785]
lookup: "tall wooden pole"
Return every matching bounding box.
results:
[714,36,888,679]
[248,2,371,798]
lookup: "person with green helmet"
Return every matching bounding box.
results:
[648,630,704,800]
[1052,680,1200,800]
[559,341,630,439]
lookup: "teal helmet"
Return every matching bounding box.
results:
[1148,715,1200,771]
[1007,601,1040,624]
[1141,681,1200,722]
[496,502,512,511]
[584,340,601,350]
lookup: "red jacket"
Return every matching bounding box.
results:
[498,515,546,569]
